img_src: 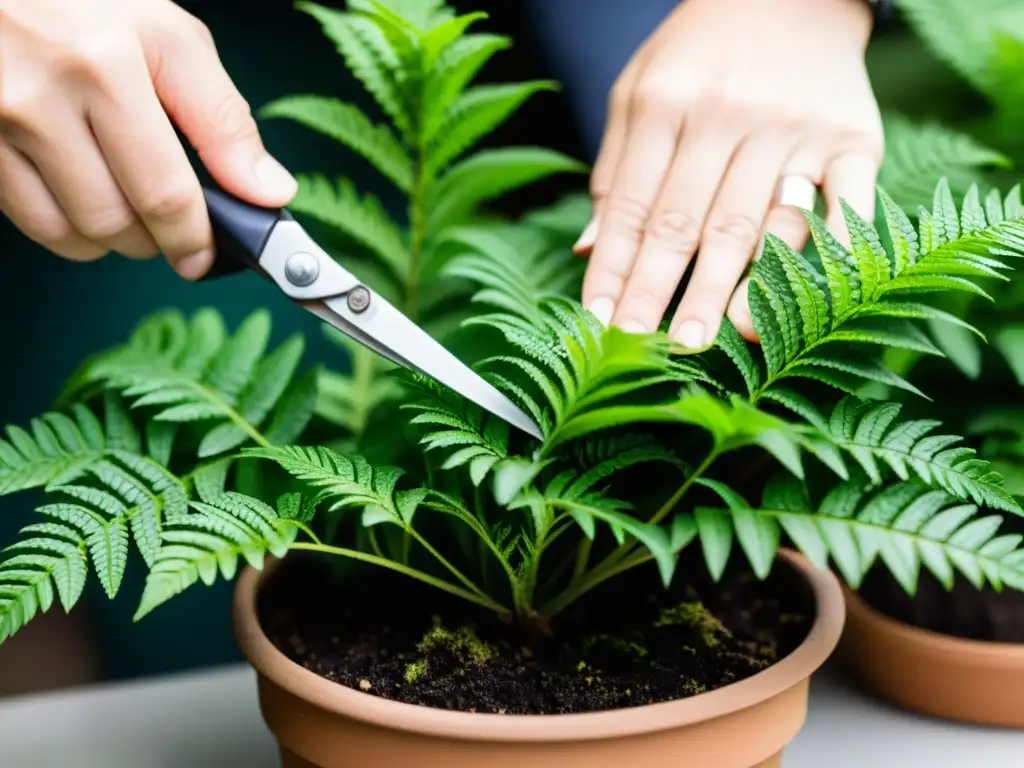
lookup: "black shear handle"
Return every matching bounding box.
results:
[199,182,294,280]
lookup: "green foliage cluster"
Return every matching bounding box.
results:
[868,0,1024,494]
[2,0,1024,644]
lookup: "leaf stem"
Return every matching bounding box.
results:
[404,141,428,317]
[538,549,655,619]
[588,450,718,576]
[290,542,510,614]
[572,538,592,580]
[405,527,493,603]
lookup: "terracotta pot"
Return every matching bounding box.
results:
[840,587,1024,728]
[233,549,845,768]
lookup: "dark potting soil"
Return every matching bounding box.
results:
[257,553,814,715]
[859,564,1024,644]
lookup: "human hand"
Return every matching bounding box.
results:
[576,0,883,349]
[0,0,297,279]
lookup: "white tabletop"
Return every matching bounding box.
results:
[0,662,1021,767]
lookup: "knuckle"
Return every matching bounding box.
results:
[22,213,75,248]
[825,123,884,162]
[0,85,44,135]
[605,195,650,233]
[631,80,676,114]
[645,209,701,252]
[707,213,761,250]
[184,15,215,46]
[59,34,139,81]
[80,206,136,242]
[137,181,196,222]
[161,14,215,50]
[769,205,807,232]
[214,92,258,142]
[589,170,612,201]
[610,80,631,112]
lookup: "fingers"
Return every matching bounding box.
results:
[727,146,825,341]
[574,65,640,256]
[0,140,105,261]
[670,132,796,351]
[3,94,159,261]
[87,41,213,278]
[823,151,880,247]
[149,17,297,209]
[609,124,739,334]
[581,92,681,326]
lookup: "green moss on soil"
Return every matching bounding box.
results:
[655,601,733,648]
[582,633,649,658]
[401,617,496,683]
[403,660,427,683]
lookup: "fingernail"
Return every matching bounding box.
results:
[618,320,647,334]
[587,296,615,327]
[673,320,706,350]
[175,249,214,281]
[253,154,298,198]
[573,216,599,254]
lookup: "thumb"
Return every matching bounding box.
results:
[151,24,297,207]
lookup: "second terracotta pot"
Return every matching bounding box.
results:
[233,549,845,767]
[840,587,1024,728]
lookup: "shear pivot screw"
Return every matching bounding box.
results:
[284,252,320,287]
[347,285,371,313]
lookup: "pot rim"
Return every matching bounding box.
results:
[844,585,1024,661]
[233,548,844,743]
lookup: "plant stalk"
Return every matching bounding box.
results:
[404,142,428,318]
[290,542,510,614]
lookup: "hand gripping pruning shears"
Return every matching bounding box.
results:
[199,182,543,441]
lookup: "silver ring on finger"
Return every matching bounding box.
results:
[774,175,818,211]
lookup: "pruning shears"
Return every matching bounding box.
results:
[199,181,543,441]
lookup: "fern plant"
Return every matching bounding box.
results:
[256,0,586,450]
[5,173,1024,642]
[3,0,1024,646]
[862,1,1024,494]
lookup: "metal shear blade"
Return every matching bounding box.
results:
[256,217,543,442]
[319,294,544,441]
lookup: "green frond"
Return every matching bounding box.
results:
[68,309,315,461]
[994,324,1024,384]
[823,397,1021,513]
[0,523,87,643]
[315,344,401,438]
[359,0,452,30]
[561,442,687,500]
[701,475,1024,594]
[730,180,1024,399]
[242,446,424,526]
[426,81,558,176]
[421,33,511,141]
[878,113,1010,213]
[466,301,702,451]
[542,495,678,587]
[259,96,413,191]
[425,147,587,234]
[0,403,107,495]
[288,174,410,284]
[298,2,410,137]
[441,223,585,324]
[134,493,298,620]
[0,440,190,640]
[402,374,510,486]
[893,0,1024,95]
